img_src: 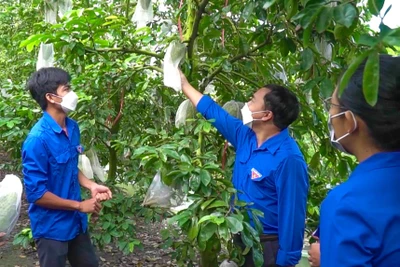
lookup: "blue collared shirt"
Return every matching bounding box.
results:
[320,152,400,266]
[22,112,87,241]
[197,96,309,266]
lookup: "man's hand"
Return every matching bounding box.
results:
[308,237,321,267]
[90,183,112,201]
[179,69,190,89]
[178,69,203,107]
[0,232,7,247]
[78,198,102,214]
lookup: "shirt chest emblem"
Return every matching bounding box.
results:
[251,168,262,179]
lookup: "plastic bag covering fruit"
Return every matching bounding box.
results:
[44,0,58,24]
[0,174,23,236]
[36,43,54,71]
[78,154,94,179]
[86,149,106,182]
[58,0,73,18]
[163,40,187,92]
[142,170,184,208]
[219,260,239,267]
[131,0,154,28]
[175,99,196,128]
[222,100,245,120]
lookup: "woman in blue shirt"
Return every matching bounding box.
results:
[320,54,400,266]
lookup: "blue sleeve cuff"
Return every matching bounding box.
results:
[276,249,301,266]
[26,188,48,204]
[196,95,214,117]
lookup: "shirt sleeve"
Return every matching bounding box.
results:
[22,136,49,203]
[196,95,249,148]
[320,196,374,267]
[275,156,309,266]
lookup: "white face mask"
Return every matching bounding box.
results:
[51,91,78,113]
[328,111,357,154]
[240,103,267,128]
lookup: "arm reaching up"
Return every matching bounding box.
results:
[178,70,249,149]
[180,70,204,107]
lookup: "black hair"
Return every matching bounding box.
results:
[263,84,300,129]
[338,54,400,151]
[26,67,71,110]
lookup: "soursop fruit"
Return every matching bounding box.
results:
[222,100,245,120]
[175,99,196,128]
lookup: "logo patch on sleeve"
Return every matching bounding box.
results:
[251,168,262,179]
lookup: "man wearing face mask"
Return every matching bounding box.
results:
[22,68,112,267]
[179,71,309,267]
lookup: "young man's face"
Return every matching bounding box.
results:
[46,84,71,105]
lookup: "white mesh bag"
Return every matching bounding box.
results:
[131,0,154,28]
[163,40,186,92]
[0,174,23,236]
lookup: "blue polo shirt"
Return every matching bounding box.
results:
[197,96,309,266]
[320,152,400,266]
[22,112,87,241]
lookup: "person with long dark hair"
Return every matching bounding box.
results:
[320,54,400,266]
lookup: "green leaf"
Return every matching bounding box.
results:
[334,3,357,28]
[199,169,212,186]
[198,222,217,242]
[303,26,312,48]
[320,78,334,98]
[226,216,243,234]
[253,247,265,267]
[368,0,385,16]
[168,210,191,224]
[207,200,228,209]
[240,227,253,247]
[189,174,201,191]
[383,28,400,46]
[300,48,314,71]
[285,0,298,19]
[263,0,278,10]
[188,217,200,241]
[357,34,378,47]
[316,6,332,33]
[102,233,111,244]
[339,51,370,95]
[242,2,256,20]
[218,222,230,240]
[362,50,380,106]
[201,198,216,210]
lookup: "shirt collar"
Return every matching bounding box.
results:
[43,112,74,134]
[351,152,400,178]
[256,128,290,154]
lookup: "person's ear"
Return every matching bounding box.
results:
[261,111,273,122]
[344,111,358,133]
[45,93,55,104]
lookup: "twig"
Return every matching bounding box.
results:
[200,38,271,91]
[231,70,262,88]
[187,0,210,60]
[85,47,164,59]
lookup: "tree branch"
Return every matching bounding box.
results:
[187,0,210,60]
[85,47,164,59]
[230,71,262,89]
[200,38,271,91]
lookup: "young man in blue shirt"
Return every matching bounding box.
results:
[22,68,112,267]
[179,72,309,267]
